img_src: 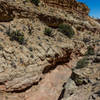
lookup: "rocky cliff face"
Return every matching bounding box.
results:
[41,0,89,15]
[0,0,99,100]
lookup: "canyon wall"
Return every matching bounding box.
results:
[41,0,89,15]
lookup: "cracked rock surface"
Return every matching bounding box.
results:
[0,0,100,100]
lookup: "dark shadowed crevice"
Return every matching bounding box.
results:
[42,49,73,74]
[38,13,64,28]
[58,83,66,100]
[42,56,71,74]
[0,82,5,85]
[95,91,100,97]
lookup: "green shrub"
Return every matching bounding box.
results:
[29,47,33,52]
[7,30,25,45]
[71,72,87,86]
[58,24,75,38]
[44,28,52,37]
[31,0,40,6]
[83,37,90,43]
[76,57,89,69]
[86,46,95,55]
[0,44,3,50]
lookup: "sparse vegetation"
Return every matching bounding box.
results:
[71,72,87,86]
[83,37,90,43]
[44,28,53,37]
[6,29,25,45]
[0,44,3,50]
[58,24,75,38]
[86,46,95,55]
[30,54,34,58]
[28,26,33,35]
[76,57,89,69]
[29,47,33,52]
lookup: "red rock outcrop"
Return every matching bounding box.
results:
[26,65,72,100]
[41,0,89,15]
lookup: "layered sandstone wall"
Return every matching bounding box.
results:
[41,0,89,15]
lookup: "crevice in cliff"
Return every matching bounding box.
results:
[42,58,70,74]
[38,13,64,28]
[42,49,72,74]
[58,83,66,100]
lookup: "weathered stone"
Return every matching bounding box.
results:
[0,0,99,100]
[25,65,72,100]
[41,0,89,15]
[63,79,77,99]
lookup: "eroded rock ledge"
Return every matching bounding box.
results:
[41,0,89,15]
[0,0,100,100]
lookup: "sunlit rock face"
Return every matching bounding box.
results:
[41,0,89,15]
[0,0,99,100]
